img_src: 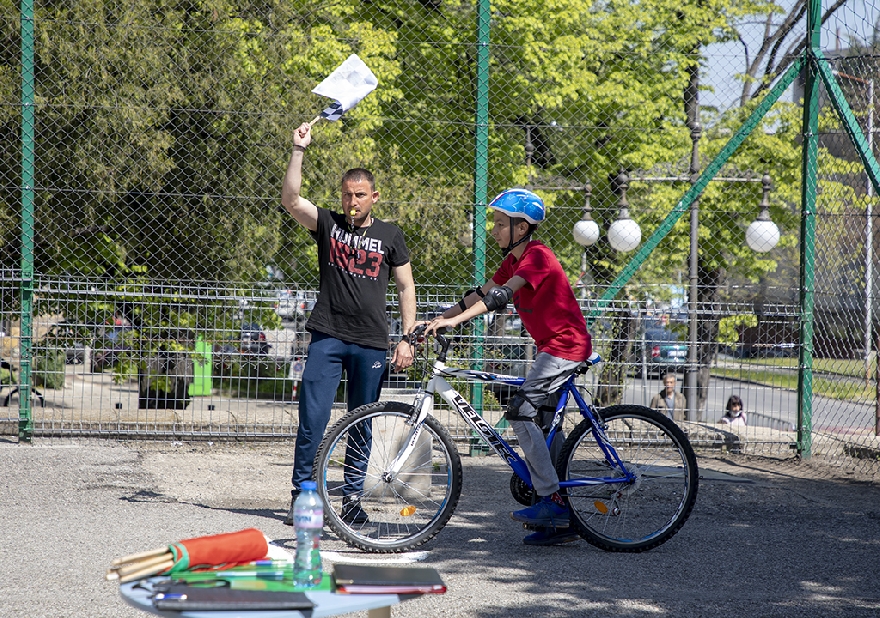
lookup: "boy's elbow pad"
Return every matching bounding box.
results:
[483,286,513,312]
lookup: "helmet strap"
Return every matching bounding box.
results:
[503,221,536,257]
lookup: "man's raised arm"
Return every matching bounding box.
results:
[281,122,319,232]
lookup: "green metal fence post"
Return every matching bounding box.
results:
[470,0,490,454]
[815,53,880,199]
[795,0,822,460]
[18,0,35,441]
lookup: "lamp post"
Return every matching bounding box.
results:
[684,77,702,421]
[573,183,599,305]
[582,168,778,420]
[556,120,778,421]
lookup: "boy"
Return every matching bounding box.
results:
[424,188,591,545]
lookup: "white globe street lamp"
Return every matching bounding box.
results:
[573,218,600,247]
[607,172,641,252]
[573,183,600,247]
[745,173,780,253]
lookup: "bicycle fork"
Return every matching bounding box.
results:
[379,389,434,483]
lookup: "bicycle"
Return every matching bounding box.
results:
[313,327,699,553]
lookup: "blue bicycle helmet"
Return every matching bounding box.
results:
[489,189,546,225]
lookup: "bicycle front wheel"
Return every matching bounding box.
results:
[313,401,463,553]
[558,404,698,552]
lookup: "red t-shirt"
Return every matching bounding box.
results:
[492,241,592,362]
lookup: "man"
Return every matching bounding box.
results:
[280,121,416,525]
[425,188,591,546]
[650,373,687,421]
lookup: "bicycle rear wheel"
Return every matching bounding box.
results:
[558,404,698,552]
[313,401,463,553]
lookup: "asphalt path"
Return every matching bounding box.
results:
[621,374,877,432]
[2,438,880,618]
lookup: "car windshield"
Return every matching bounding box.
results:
[645,327,682,343]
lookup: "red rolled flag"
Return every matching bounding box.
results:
[167,527,269,572]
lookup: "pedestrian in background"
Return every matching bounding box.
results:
[650,372,687,421]
[719,394,747,426]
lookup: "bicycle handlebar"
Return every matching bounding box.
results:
[408,324,451,362]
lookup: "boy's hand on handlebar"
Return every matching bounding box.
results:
[424,316,458,337]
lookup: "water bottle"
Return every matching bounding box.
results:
[292,481,323,587]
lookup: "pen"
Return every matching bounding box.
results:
[240,560,292,568]
[214,570,292,580]
[175,567,294,581]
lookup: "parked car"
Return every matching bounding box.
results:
[212,343,240,374]
[640,326,687,375]
[482,312,531,405]
[274,289,296,321]
[240,323,271,355]
[731,342,797,358]
[294,291,317,324]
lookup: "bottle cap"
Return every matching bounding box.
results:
[301,481,317,491]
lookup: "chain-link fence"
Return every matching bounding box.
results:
[2,0,880,477]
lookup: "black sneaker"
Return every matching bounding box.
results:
[282,490,300,526]
[341,496,369,524]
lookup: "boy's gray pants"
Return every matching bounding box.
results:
[506,352,582,497]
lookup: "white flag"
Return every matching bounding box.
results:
[312,54,378,121]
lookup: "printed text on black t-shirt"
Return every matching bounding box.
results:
[329,224,384,279]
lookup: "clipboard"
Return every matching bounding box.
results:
[152,583,315,611]
[333,564,447,594]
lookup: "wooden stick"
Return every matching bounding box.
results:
[118,558,175,583]
[309,114,323,125]
[115,552,173,578]
[111,546,169,567]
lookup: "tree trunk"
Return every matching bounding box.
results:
[696,263,724,415]
[596,307,637,406]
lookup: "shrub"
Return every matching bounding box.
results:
[34,349,66,389]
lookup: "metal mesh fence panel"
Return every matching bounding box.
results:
[1,1,879,477]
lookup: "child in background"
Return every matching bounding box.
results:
[719,395,747,426]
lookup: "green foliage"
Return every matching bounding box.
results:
[0,0,862,296]
[718,313,758,348]
[215,357,296,400]
[33,348,66,389]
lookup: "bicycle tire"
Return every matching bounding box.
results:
[313,401,463,553]
[557,404,699,552]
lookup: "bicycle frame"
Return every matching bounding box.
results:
[383,345,636,491]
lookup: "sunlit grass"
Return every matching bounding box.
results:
[712,364,876,401]
[733,356,875,378]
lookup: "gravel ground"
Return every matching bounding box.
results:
[2,437,880,618]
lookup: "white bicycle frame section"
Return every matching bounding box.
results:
[380,351,635,490]
[381,356,533,484]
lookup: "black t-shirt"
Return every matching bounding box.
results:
[306,208,410,350]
